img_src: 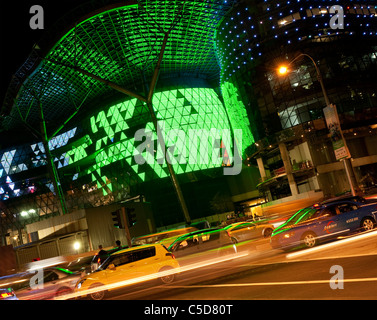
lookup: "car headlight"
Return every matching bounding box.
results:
[283,232,294,239]
[76,279,86,289]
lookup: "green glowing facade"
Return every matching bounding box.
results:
[1,0,260,229]
[79,86,232,196]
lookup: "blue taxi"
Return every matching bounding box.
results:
[270,199,377,250]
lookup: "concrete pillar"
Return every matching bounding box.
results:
[257,157,267,181]
[343,158,362,196]
[257,157,272,201]
[279,142,299,196]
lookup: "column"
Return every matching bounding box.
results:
[279,142,299,196]
[257,157,267,181]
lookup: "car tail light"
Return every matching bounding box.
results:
[1,292,12,299]
[165,252,176,260]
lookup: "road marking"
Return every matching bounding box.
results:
[166,277,377,288]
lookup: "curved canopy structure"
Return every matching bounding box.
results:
[0,0,245,230]
[2,0,235,131]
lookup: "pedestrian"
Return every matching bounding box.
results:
[98,245,107,256]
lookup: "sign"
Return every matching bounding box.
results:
[323,104,350,161]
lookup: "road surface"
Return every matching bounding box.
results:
[107,229,377,300]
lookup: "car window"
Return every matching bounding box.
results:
[233,223,253,231]
[104,252,133,269]
[337,203,358,214]
[44,271,59,283]
[132,247,156,262]
[174,236,199,251]
[315,206,339,218]
[201,230,220,242]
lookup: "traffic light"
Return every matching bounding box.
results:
[126,207,137,227]
[111,210,123,228]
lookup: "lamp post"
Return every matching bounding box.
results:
[278,53,359,196]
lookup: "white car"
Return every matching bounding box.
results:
[224,221,274,243]
[14,267,81,300]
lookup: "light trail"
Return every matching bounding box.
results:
[164,277,377,288]
[55,251,249,300]
[286,229,377,259]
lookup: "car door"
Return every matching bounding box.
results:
[17,270,59,300]
[125,247,158,282]
[242,222,260,240]
[336,202,361,232]
[232,223,257,241]
[230,223,248,242]
[316,205,345,238]
[103,252,134,285]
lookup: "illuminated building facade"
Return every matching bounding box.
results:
[216,1,377,201]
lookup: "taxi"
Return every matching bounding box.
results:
[75,244,179,300]
[270,199,377,250]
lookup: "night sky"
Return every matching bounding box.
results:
[0,0,82,108]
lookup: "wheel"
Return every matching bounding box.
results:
[361,217,375,231]
[159,267,175,284]
[263,228,273,238]
[89,283,107,300]
[302,232,317,248]
[231,237,238,244]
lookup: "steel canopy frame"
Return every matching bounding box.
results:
[3,0,234,131]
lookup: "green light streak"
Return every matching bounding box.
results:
[221,81,254,156]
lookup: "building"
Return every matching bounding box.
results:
[1,1,376,250]
[215,0,377,208]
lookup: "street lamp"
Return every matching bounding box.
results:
[278,53,331,106]
[278,53,359,196]
[278,66,288,75]
[73,241,80,254]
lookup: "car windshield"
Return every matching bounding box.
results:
[96,255,120,271]
[285,207,318,226]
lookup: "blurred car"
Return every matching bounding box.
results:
[132,226,197,248]
[321,195,377,205]
[168,228,237,266]
[224,221,274,243]
[0,272,31,294]
[270,199,377,250]
[75,244,180,300]
[0,287,18,300]
[14,267,81,300]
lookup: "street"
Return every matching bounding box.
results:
[107,230,377,300]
